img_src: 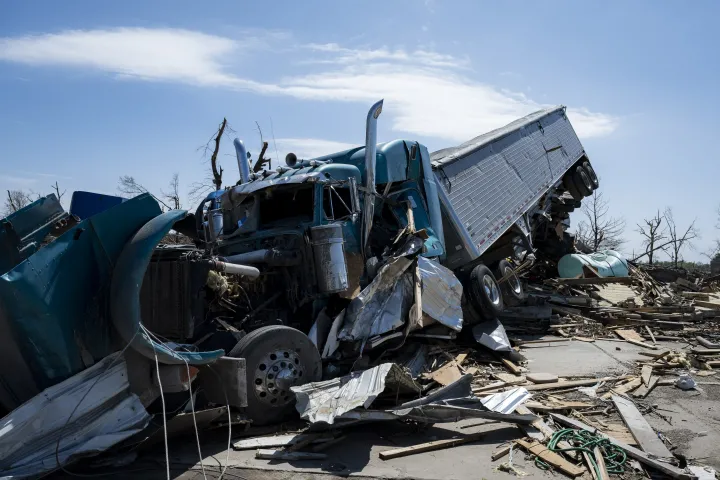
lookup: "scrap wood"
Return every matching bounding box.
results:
[378,432,485,460]
[614,329,644,342]
[492,444,512,461]
[693,300,720,309]
[516,337,571,345]
[255,449,327,461]
[692,348,720,355]
[550,413,695,480]
[501,358,523,375]
[426,360,463,386]
[641,365,653,386]
[514,438,586,477]
[523,375,631,392]
[311,435,347,452]
[525,401,594,412]
[645,326,657,345]
[583,451,600,480]
[574,336,596,342]
[472,379,526,393]
[632,376,659,398]
[593,445,611,480]
[601,377,642,400]
[612,395,673,458]
[234,433,311,450]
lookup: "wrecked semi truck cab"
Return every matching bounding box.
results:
[193,101,598,423]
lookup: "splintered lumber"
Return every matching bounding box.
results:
[641,365,653,386]
[523,375,631,392]
[583,451,599,480]
[525,401,594,412]
[593,445,611,480]
[632,376,659,398]
[612,395,673,458]
[601,377,642,400]
[615,329,644,342]
[707,360,720,368]
[473,379,525,393]
[516,338,571,345]
[492,444,512,461]
[234,433,308,450]
[255,449,327,461]
[624,338,659,350]
[694,300,720,309]
[501,358,522,375]
[514,439,585,477]
[692,348,720,355]
[645,326,657,345]
[379,432,485,460]
[550,413,695,480]
[555,276,632,286]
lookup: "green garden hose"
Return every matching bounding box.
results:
[534,428,627,477]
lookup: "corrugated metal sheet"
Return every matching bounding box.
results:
[432,107,586,268]
[0,353,150,478]
[481,387,531,414]
[291,363,420,425]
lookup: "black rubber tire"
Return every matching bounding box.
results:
[573,165,594,197]
[583,161,599,189]
[365,257,381,281]
[466,264,504,320]
[227,325,321,425]
[563,172,584,201]
[494,259,524,307]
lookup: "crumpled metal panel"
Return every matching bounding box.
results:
[417,257,463,331]
[291,363,419,425]
[481,387,531,414]
[473,318,512,352]
[228,172,323,196]
[110,210,224,365]
[0,353,150,478]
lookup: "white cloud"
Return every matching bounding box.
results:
[274,138,357,160]
[0,175,37,187]
[0,28,619,142]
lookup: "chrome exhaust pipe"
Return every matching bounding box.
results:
[234,138,250,184]
[361,99,383,258]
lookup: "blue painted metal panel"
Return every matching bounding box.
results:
[69,191,126,220]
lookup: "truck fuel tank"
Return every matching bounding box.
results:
[310,224,349,294]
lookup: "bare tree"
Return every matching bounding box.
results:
[4,190,35,215]
[636,210,666,265]
[51,181,66,203]
[574,190,625,251]
[117,175,172,210]
[252,121,271,173]
[188,118,236,204]
[161,173,182,210]
[661,207,699,268]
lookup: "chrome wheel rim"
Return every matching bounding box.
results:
[254,349,304,407]
[579,170,592,190]
[505,266,522,295]
[482,275,501,306]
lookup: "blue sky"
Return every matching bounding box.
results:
[1,1,719,261]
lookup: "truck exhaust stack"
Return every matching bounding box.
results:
[234,138,251,184]
[361,99,383,258]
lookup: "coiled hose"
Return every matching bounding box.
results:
[535,428,627,477]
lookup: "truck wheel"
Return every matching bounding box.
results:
[563,173,583,201]
[467,264,504,320]
[572,165,594,197]
[582,161,599,189]
[494,259,524,306]
[227,325,322,425]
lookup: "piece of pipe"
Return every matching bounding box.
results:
[234,138,250,185]
[209,260,260,278]
[361,99,383,258]
[224,249,301,267]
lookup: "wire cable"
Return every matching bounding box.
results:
[182,357,208,480]
[151,339,171,480]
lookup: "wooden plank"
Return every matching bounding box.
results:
[550,413,694,480]
[601,377,641,400]
[615,329,644,342]
[491,444,512,461]
[555,276,632,286]
[255,449,327,461]
[472,379,526,393]
[612,395,673,458]
[645,326,657,345]
[514,439,585,477]
[583,451,600,480]
[641,365,653,387]
[625,338,659,350]
[694,299,720,309]
[574,336,596,342]
[514,405,552,441]
[525,401,594,412]
[427,360,463,386]
[516,338,571,345]
[632,376,659,399]
[501,358,522,375]
[523,375,631,392]
[379,432,485,460]
[593,445,611,480]
[233,433,307,450]
[311,435,347,452]
[692,348,720,355]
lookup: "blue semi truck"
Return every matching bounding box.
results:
[169,100,599,422]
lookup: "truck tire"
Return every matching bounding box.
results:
[573,165,594,197]
[494,259,523,307]
[227,325,322,425]
[582,161,599,189]
[563,172,583,201]
[467,264,504,320]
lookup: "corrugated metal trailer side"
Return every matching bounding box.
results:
[431,106,586,269]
